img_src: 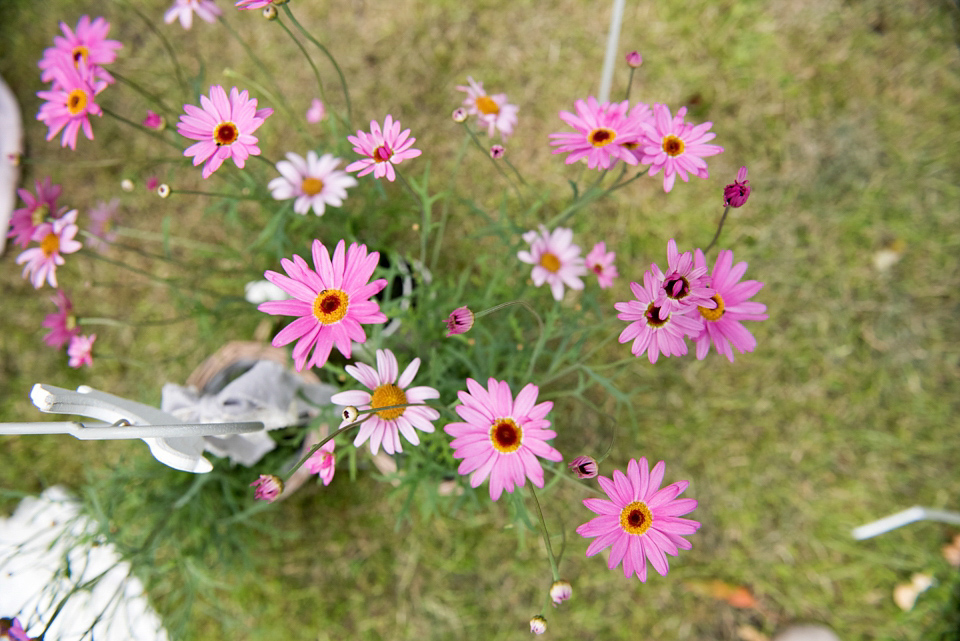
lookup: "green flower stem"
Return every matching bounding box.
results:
[122,2,189,96]
[462,122,525,205]
[219,16,292,116]
[395,169,436,267]
[78,316,192,328]
[112,226,232,253]
[475,300,544,338]
[222,68,312,147]
[502,155,529,187]
[166,187,263,200]
[524,300,558,381]
[111,70,174,115]
[83,251,226,299]
[100,107,184,152]
[529,486,561,582]
[625,67,636,101]
[281,3,353,128]
[547,166,644,228]
[703,204,732,254]
[430,132,471,272]
[275,15,327,106]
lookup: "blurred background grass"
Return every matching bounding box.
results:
[2,0,960,639]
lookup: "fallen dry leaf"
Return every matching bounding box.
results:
[684,579,758,609]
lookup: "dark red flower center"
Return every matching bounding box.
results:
[664,276,690,300]
[620,500,653,535]
[312,289,348,324]
[490,418,522,453]
[215,121,239,146]
[644,302,667,328]
[374,145,393,162]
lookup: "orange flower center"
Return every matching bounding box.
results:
[40,232,60,257]
[476,95,500,116]
[539,252,561,273]
[301,177,324,196]
[698,293,725,321]
[71,45,89,66]
[214,121,239,146]
[373,144,392,163]
[312,289,348,324]
[588,127,616,147]
[66,89,87,115]
[490,418,523,453]
[619,500,653,536]
[662,135,684,156]
[371,383,408,420]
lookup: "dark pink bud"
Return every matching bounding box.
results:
[444,306,475,337]
[723,166,751,208]
[625,51,643,68]
[568,455,598,479]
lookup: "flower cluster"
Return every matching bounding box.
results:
[518,226,618,299]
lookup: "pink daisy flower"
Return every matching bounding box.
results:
[345,115,421,182]
[306,98,325,123]
[638,103,723,192]
[723,166,751,208]
[165,0,222,29]
[36,64,106,150]
[250,474,283,501]
[86,198,120,252]
[67,333,96,368]
[7,177,62,249]
[38,16,122,87]
[585,241,618,289]
[305,439,336,486]
[16,209,83,289]
[456,76,519,141]
[517,225,587,301]
[549,97,642,170]
[268,151,357,216]
[43,290,81,349]
[331,349,440,456]
[444,306,474,337]
[235,0,273,8]
[257,239,388,371]
[651,239,715,314]
[614,269,702,364]
[690,248,768,362]
[444,378,562,501]
[576,457,700,581]
[177,85,273,179]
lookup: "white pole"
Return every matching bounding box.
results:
[598,0,627,103]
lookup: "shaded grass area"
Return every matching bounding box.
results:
[2,0,960,640]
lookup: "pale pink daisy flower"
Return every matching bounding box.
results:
[305,439,336,486]
[86,198,120,252]
[7,177,62,249]
[614,269,701,364]
[345,115,421,182]
[142,110,164,129]
[306,98,325,123]
[165,0,222,29]
[576,457,699,581]
[723,166,751,207]
[517,225,587,301]
[38,16,122,87]
[250,474,283,501]
[444,378,562,501]
[177,85,273,179]
[456,76,519,140]
[36,64,106,150]
[585,241,618,289]
[331,349,440,456]
[42,290,81,349]
[549,97,642,170]
[639,103,723,192]
[651,239,715,314]
[17,209,83,289]
[268,151,357,216]
[67,333,96,368]
[235,0,273,8]
[257,239,388,371]
[690,248,767,362]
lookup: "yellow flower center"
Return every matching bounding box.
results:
[301,177,324,196]
[490,418,523,453]
[72,45,89,66]
[588,127,616,147]
[312,289,348,324]
[619,500,654,536]
[662,135,684,156]
[66,314,78,331]
[66,89,87,115]
[214,121,239,146]
[40,232,60,257]
[698,293,725,321]
[476,95,500,116]
[371,383,408,420]
[539,252,561,273]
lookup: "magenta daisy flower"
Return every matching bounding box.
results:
[651,239,715,314]
[585,241,618,289]
[444,378,562,501]
[38,16,122,86]
[690,248,767,361]
[165,0,222,29]
[257,239,388,371]
[268,151,357,216]
[517,225,587,301]
[615,269,702,363]
[345,115,421,182]
[723,166,751,207]
[576,457,699,581]
[42,289,81,349]
[639,103,723,192]
[177,85,273,179]
[305,439,336,486]
[549,97,642,170]
[331,349,440,456]
[456,76,519,141]
[7,177,62,249]
[36,64,106,150]
[67,333,96,368]
[16,209,82,289]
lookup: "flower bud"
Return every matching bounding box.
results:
[568,455,598,479]
[625,51,643,68]
[121,179,134,192]
[529,615,547,635]
[250,474,284,502]
[444,306,475,337]
[263,5,278,19]
[723,166,751,208]
[549,579,572,606]
[342,406,359,423]
[490,144,505,159]
[452,107,468,123]
[157,184,171,198]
